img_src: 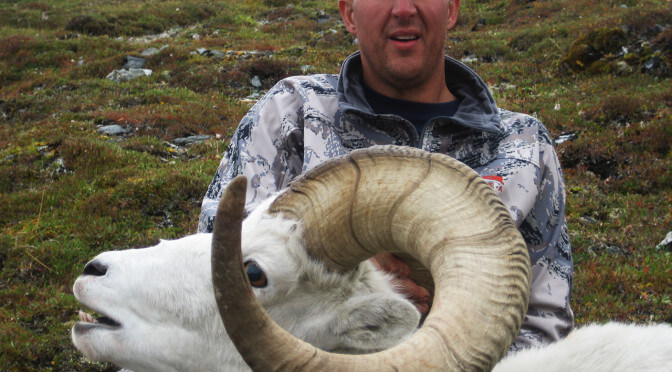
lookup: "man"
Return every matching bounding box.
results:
[198,0,573,351]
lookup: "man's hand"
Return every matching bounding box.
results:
[370,252,430,315]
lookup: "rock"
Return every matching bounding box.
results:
[196,49,228,59]
[51,158,69,174]
[209,50,228,59]
[250,75,263,88]
[555,132,578,145]
[141,47,160,56]
[589,242,628,256]
[562,27,627,73]
[123,56,146,69]
[461,55,478,64]
[127,28,181,44]
[642,57,658,71]
[562,24,671,76]
[106,68,152,82]
[37,145,52,156]
[471,18,487,32]
[240,92,261,103]
[315,10,329,24]
[490,82,517,92]
[614,60,632,74]
[656,231,672,251]
[282,46,306,57]
[301,65,313,73]
[98,124,131,136]
[173,135,211,146]
[604,244,626,256]
[580,216,599,225]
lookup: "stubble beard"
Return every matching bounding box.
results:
[375,43,447,97]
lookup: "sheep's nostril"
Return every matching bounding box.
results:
[82,260,108,276]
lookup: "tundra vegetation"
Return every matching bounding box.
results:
[0,0,670,370]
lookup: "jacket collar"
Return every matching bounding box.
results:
[336,52,504,134]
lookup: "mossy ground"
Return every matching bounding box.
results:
[1,0,671,370]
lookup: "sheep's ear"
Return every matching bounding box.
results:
[329,293,420,352]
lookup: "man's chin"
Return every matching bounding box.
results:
[383,66,435,90]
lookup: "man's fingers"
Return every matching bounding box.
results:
[370,252,411,277]
[370,253,430,314]
[392,277,430,315]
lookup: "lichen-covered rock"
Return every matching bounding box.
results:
[562,27,627,73]
[657,231,672,251]
[98,124,131,136]
[123,56,146,69]
[562,24,671,76]
[106,68,152,82]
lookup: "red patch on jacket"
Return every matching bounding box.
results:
[482,175,504,192]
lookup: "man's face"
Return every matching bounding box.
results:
[340,0,460,97]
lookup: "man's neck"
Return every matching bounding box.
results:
[361,67,456,104]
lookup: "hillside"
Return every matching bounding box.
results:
[1,0,670,369]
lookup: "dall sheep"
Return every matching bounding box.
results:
[72,199,421,371]
[72,146,672,371]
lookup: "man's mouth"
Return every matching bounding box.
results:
[391,35,420,42]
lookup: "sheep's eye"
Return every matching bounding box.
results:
[244,261,268,288]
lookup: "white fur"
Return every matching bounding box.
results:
[72,196,420,371]
[72,196,672,371]
[494,322,672,372]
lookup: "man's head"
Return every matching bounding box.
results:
[339,0,460,103]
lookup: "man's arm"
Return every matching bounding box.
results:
[198,80,305,233]
[509,136,574,351]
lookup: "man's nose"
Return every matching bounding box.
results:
[391,0,418,19]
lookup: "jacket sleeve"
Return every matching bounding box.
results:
[197,80,305,233]
[508,130,574,352]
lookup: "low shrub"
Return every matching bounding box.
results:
[65,15,116,36]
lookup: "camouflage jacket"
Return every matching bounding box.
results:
[199,52,574,351]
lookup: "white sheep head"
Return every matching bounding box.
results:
[73,145,532,371]
[72,182,421,371]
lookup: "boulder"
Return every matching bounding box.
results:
[98,124,131,136]
[106,69,152,82]
[656,231,672,251]
[123,56,146,69]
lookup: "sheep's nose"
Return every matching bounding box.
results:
[82,259,107,276]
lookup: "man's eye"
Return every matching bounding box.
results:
[244,261,268,288]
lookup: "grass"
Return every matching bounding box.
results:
[1,0,671,370]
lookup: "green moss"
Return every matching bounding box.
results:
[562,27,627,72]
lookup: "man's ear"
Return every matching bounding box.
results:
[447,0,461,30]
[339,0,357,34]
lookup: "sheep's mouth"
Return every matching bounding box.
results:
[77,310,122,330]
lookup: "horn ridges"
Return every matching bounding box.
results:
[213,146,531,371]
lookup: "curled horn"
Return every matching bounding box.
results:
[212,145,531,371]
